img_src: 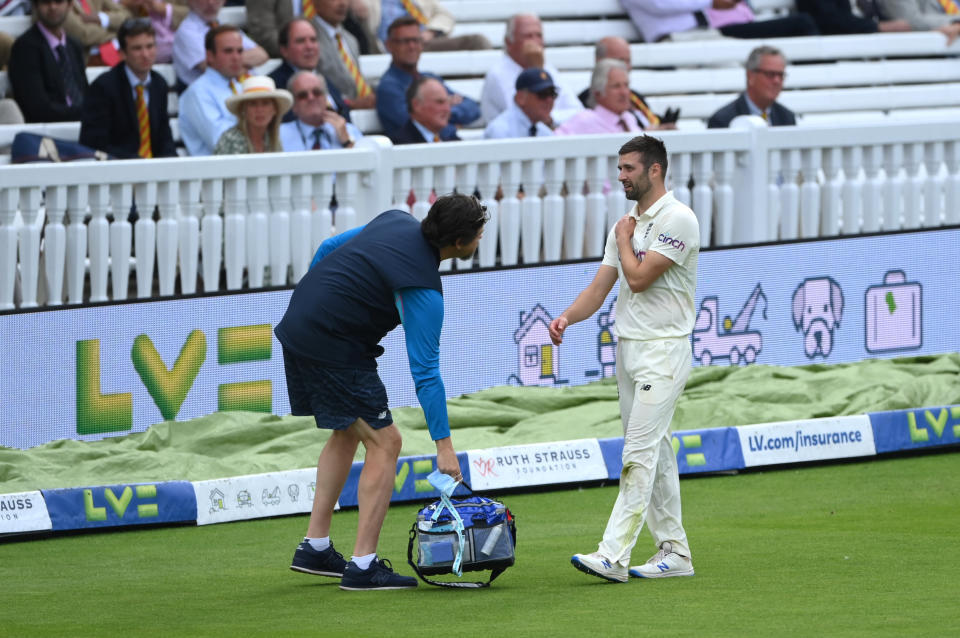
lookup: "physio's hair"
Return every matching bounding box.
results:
[205,24,242,52]
[590,59,627,97]
[619,135,668,176]
[421,194,489,249]
[746,45,785,71]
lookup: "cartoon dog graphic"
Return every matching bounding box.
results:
[791,277,844,358]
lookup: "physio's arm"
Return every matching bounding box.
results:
[309,225,365,269]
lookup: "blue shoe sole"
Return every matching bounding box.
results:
[570,556,626,583]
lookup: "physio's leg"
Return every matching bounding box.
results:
[306,427,361,538]
[351,420,403,557]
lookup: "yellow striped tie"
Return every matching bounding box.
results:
[136,84,152,159]
[302,0,315,20]
[400,0,428,24]
[630,93,660,128]
[936,0,960,14]
[335,32,372,98]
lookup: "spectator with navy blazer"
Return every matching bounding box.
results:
[8,0,89,122]
[80,19,177,158]
[707,46,796,128]
[389,76,460,145]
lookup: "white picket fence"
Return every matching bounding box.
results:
[2,117,960,310]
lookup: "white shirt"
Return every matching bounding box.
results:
[279,118,363,151]
[601,190,700,340]
[173,11,257,85]
[483,102,553,139]
[479,54,582,125]
[124,64,150,105]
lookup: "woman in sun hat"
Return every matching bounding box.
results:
[214,75,293,155]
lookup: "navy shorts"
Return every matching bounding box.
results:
[282,347,393,430]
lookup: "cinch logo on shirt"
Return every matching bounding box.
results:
[658,233,685,251]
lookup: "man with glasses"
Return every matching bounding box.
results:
[376,16,479,140]
[268,18,350,123]
[279,70,361,150]
[707,46,796,128]
[80,18,177,158]
[484,67,557,139]
[8,0,88,122]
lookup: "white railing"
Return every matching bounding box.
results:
[2,119,960,310]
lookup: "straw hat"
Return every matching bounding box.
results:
[225,76,293,116]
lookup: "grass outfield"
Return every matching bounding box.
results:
[2,452,957,637]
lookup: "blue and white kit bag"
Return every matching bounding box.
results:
[407,472,516,588]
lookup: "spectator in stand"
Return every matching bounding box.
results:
[557,60,643,135]
[367,0,491,52]
[63,0,131,66]
[796,0,910,33]
[579,36,677,130]
[312,0,376,109]
[247,0,306,58]
[343,0,382,54]
[280,71,362,150]
[269,18,350,123]
[480,12,582,125]
[619,0,820,43]
[707,45,796,128]
[390,76,459,144]
[9,0,89,122]
[178,24,247,155]
[173,0,266,86]
[80,18,177,157]
[119,0,190,63]
[376,17,480,140]
[214,75,291,154]
[875,0,960,43]
[484,67,556,139]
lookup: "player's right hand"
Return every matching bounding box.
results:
[549,316,568,346]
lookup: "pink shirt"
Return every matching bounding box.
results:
[555,104,642,136]
[705,3,754,29]
[152,4,176,64]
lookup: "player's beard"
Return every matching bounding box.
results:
[622,170,652,202]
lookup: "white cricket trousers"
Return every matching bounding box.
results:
[598,336,692,566]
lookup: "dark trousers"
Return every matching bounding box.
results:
[719,14,820,38]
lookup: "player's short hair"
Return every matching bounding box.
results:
[421,194,490,249]
[205,24,242,53]
[746,45,785,71]
[118,18,155,51]
[619,135,668,176]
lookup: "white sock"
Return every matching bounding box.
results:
[305,536,330,551]
[351,552,376,570]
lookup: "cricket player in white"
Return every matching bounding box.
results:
[550,135,699,583]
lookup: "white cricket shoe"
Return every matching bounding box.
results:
[571,551,628,583]
[629,541,695,578]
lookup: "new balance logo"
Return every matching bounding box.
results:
[657,562,669,572]
[602,559,612,569]
[378,411,388,419]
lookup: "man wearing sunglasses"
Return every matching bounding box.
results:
[484,67,557,139]
[279,70,361,151]
[8,0,88,122]
[707,45,796,128]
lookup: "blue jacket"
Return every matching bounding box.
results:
[375,63,480,139]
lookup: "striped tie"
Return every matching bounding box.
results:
[400,0,428,24]
[936,0,960,14]
[335,32,372,97]
[302,0,315,20]
[136,84,152,159]
[630,93,660,128]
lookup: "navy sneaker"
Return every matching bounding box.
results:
[339,558,418,591]
[290,541,347,577]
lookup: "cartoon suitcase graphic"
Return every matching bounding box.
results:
[864,270,922,353]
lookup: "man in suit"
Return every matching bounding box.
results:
[8,0,89,122]
[268,17,350,123]
[376,16,479,140]
[390,76,459,144]
[577,36,676,131]
[876,0,960,43]
[312,0,375,109]
[707,46,796,128]
[80,18,177,158]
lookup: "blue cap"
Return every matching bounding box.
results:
[515,68,556,94]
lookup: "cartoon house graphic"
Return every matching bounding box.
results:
[208,488,226,514]
[513,304,560,386]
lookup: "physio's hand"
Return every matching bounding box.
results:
[435,438,462,481]
[549,316,568,346]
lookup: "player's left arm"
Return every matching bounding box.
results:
[394,287,450,442]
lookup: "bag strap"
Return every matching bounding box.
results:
[431,492,465,576]
[407,525,499,589]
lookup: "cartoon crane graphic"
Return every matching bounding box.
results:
[692,283,767,367]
